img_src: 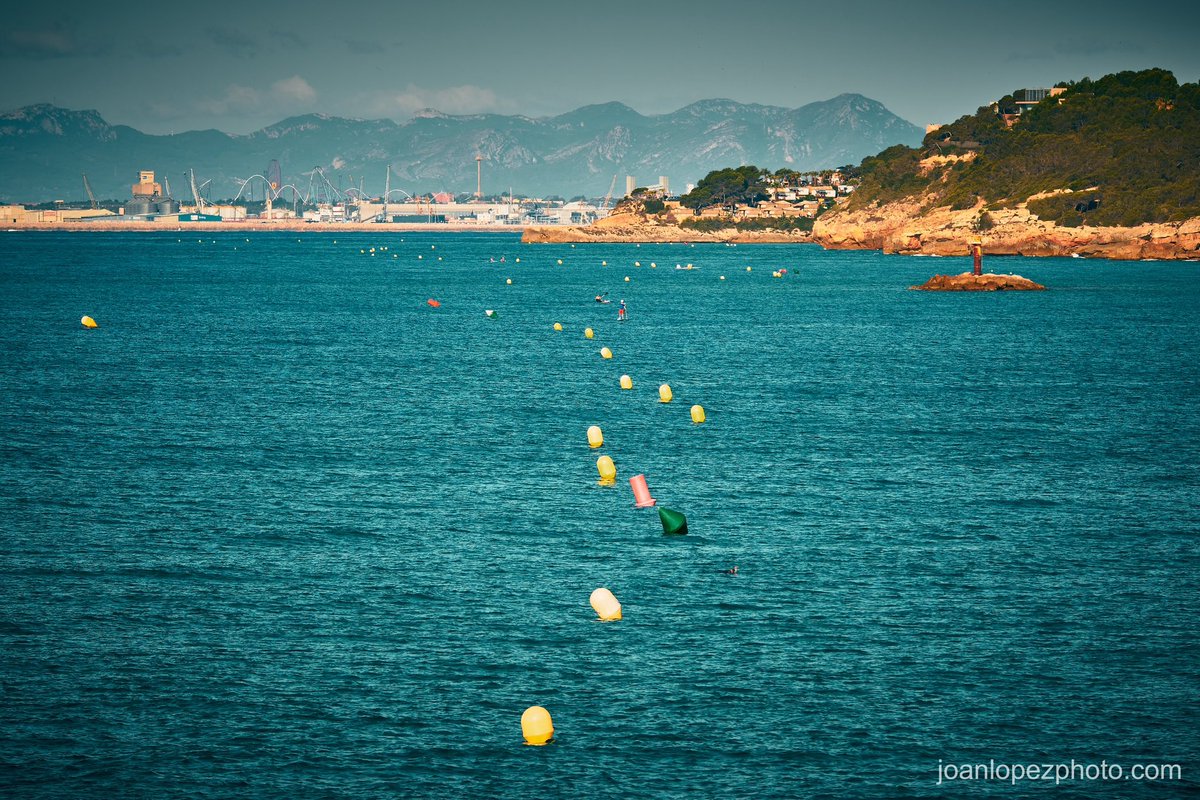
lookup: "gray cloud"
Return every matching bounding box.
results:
[0,24,109,60]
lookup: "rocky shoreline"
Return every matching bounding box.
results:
[813,198,1200,261]
[522,211,812,244]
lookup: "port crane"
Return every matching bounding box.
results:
[601,174,618,212]
[81,173,98,209]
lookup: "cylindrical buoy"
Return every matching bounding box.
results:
[521,706,554,745]
[584,327,594,339]
[589,587,622,621]
[587,425,603,449]
[427,299,440,308]
[600,347,613,359]
[553,322,563,331]
[597,455,616,483]
[80,315,98,329]
[630,474,656,508]
[619,374,633,390]
[659,384,673,403]
[690,404,706,424]
[658,507,688,535]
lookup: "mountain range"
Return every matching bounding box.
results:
[0,95,922,203]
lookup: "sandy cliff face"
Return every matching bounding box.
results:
[813,199,1200,260]
[522,211,813,244]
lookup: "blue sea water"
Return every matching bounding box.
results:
[1,231,1197,798]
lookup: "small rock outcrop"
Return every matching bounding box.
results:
[910,272,1046,291]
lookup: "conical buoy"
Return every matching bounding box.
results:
[597,455,616,483]
[80,316,98,329]
[485,309,499,319]
[624,276,630,283]
[589,588,622,621]
[521,706,554,745]
[658,507,688,535]
[619,374,633,390]
[690,404,706,423]
[630,474,656,508]
[584,327,594,339]
[587,425,603,449]
[600,347,613,359]
[658,384,673,403]
[553,322,563,331]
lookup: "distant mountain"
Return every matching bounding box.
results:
[0,96,922,202]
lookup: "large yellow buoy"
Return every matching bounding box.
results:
[619,374,633,390]
[587,425,603,449]
[600,347,613,359]
[521,706,554,745]
[80,315,98,329]
[589,587,622,621]
[584,327,594,339]
[597,455,616,483]
[553,322,563,332]
[659,384,673,403]
[690,404,706,423]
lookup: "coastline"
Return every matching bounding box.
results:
[3,220,524,234]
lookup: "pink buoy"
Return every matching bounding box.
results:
[629,474,657,508]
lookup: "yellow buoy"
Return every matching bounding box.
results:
[650,262,656,268]
[584,327,594,339]
[690,404,706,424]
[720,275,726,280]
[624,276,630,283]
[515,258,520,263]
[553,322,563,332]
[80,315,98,329]
[634,261,640,266]
[506,278,512,285]
[600,347,613,359]
[659,384,673,403]
[589,587,622,621]
[619,374,633,390]
[746,266,752,272]
[557,259,563,265]
[521,706,554,745]
[597,455,616,482]
[587,425,603,449]
[601,260,607,266]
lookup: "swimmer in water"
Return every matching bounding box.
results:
[725,566,738,575]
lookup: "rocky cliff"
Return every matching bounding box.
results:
[813,197,1200,260]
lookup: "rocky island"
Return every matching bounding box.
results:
[910,272,1046,291]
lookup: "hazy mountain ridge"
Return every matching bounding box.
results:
[0,96,922,202]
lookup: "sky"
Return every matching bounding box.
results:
[2,0,1198,134]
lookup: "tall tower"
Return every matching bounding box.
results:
[475,155,483,199]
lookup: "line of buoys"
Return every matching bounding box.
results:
[597,455,616,483]
[589,587,622,621]
[690,404,706,424]
[658,384,673,403]
[658,507,688,535]
[630,474,657,508]
[521,705,554,744]
[80,315,98,329]
[619,374,633,390]
[587,425,604,449]
[600,347,613,359]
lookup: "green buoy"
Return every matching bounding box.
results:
[485,309,499,319]
[658,507,688,535]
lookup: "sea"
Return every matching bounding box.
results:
[1,231,1197,798]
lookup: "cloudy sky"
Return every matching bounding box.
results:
[2,0,1197,133]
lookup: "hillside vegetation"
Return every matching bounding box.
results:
[841,69,1200,227]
